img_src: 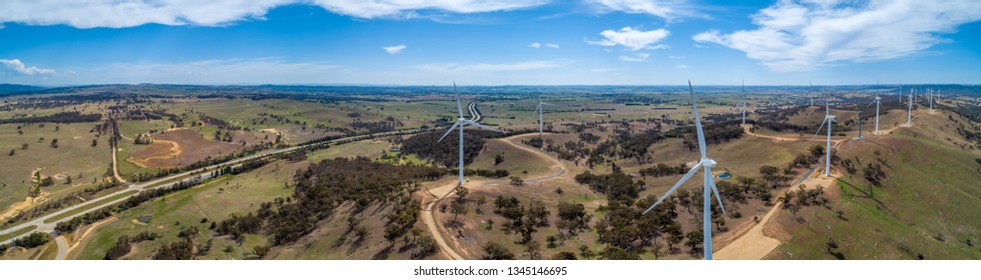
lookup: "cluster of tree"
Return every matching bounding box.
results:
[104,231,160,260]
[574,171,645,204]
[213,129,234,142]
[863,162,887,186]
[7,232,50,249]
[673,120,743,151]
[555,202,591,238]
[491,196,551,244]
[351,120,399,133]
[638,163,689,178]
[134,133,153,145]
[0,111,101,124]
[449,168,510,178]
[781,186,828,217]
[617,129,665,162]
[400,130,495,167]
[198,114,242,131]
[152,237,196,260]
[55,208,114,233]
[212,157,442,247]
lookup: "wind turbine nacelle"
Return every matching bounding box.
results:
[701,158,717,168]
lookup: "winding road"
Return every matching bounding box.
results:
[1,127,435,249]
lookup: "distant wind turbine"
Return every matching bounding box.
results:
[643,81,726,260]
[740,79,747,125]
[867,92,882,135]
[438,82,502,187]
[907,89,913,126]
[929,88,934,114]
[813,98,836,176]
[535,95,556,140]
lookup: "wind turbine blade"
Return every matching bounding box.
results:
[812,119,827,140]
[464,120,502,132]
[643,162,704,215]
[437,121,461,142]
[866,99,876,108]
[689,81,708,160]
[540,102,557,106]
[708,175,726,216]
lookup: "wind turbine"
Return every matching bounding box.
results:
[809,81,814,107]
[813,98,836,176]
[929,89,934,114]
[867,92,881,135]
[643,81,726,260]
[438,82,502,187]
[740,79,747,125]
[898,83,903,102]
[907,89,913,126]
[535,95,555,140]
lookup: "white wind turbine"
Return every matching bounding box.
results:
[929,88,934,114]
[643,81,726,260]
[867,92,882,135]
[535,95,556,140]
[438,82,502,187]
[740,80,747,125]
[907,89,914,126]
[809,81,814,107]
[813,98,836,176]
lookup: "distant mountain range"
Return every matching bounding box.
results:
[0,84,46,95]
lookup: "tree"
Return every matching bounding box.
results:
[556,202,591,236]
[579,245,595,260]
[384,224,403,246]
[510,176,524,186]
[494,154,505,166]
[526,199,550,227]
[413,235,439,259]
[91,139,98,147]
[826,237,839,254]
[809,144,825,157]
[21,143,28,150]
[525,240,542,260]
[450,201,468,224]
[475,196,487,214]
[454,184,469,202]
[50,138,59,148]
[551,251,577,260]
[252,245,270,259]
[8,149,13,156]
[482,241,515,260]
[685,231,703,253]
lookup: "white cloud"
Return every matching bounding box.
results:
[587,27,670,51]
[545,43,560,48]
[529,42,542,48]
[383,44,407,54]
[619,53,651,62]
[0,0,548,28]
[676,64,688,69]
[584,0,702,20]
[1,58,56,75]
[668,55,685,59]
[415,60,569,73]
[693,0,981,72]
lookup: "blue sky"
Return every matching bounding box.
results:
[1,0,979,86]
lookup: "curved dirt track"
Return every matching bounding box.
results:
[420,132,573,260]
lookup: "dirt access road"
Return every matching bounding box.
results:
[420,132,576,260]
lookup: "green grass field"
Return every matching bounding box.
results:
[769,112,981,259]
[0,122,112,212]
[75,159,299,259]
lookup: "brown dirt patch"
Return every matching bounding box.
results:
[128,129,243,169]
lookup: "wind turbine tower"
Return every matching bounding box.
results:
[438,83,502,187]
[642,81,727,260]
[741,80,747,124]
[814,99,836,176]
[907,90,913,126]
[535,95,555,140]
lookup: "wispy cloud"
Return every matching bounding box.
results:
[584,0,703,21]
[693,0,981,72]
[0,0,549,28]
[545,43,560,48]
[587,27,669,51]
[529,42,542,48]
[530,42,559,49]
[383,44,407,54]
[1,58,56,75]
[415,60,570,73]
[676,64,688,69]
[619,53,651,62]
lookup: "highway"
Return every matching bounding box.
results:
[0,126,434,247]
